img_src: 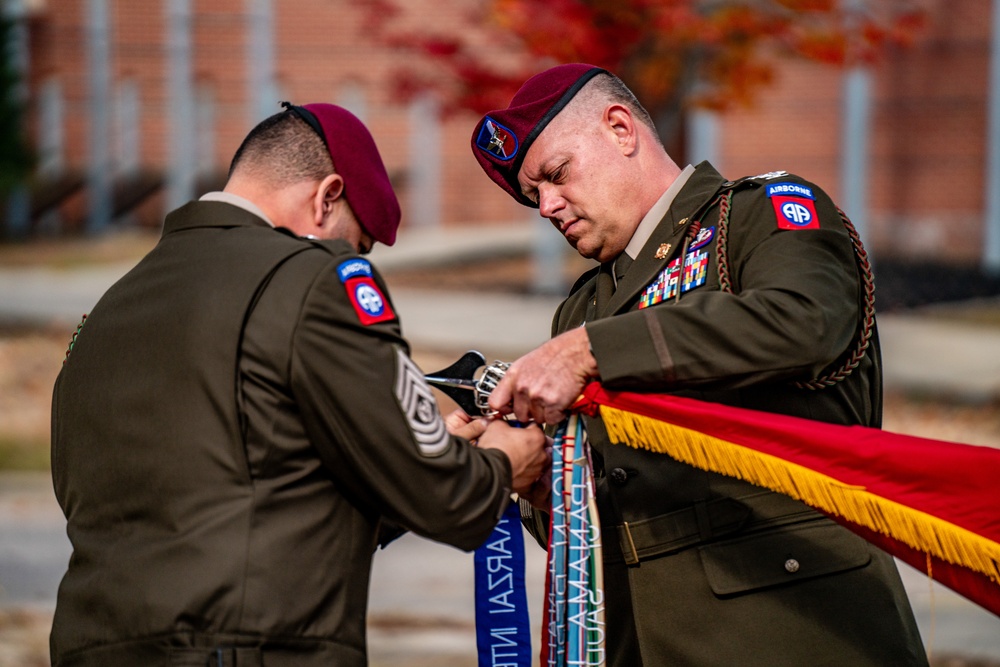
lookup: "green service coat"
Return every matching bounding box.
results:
[527,162,928,666]
[50,201,512,667]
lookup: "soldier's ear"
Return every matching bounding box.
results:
[605,104,636,155]
[313,173,345,225]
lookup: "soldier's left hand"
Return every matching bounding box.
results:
[488,327,599,425]
[518,439,553,509]
[443,409,488,443]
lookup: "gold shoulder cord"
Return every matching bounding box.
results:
[714,189,876,390]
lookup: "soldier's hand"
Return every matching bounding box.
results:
[443,409,488,443]
[477,420,550,495]
[488,326,599,425]
[517,445,553,510]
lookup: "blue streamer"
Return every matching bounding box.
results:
[475,500,533,667]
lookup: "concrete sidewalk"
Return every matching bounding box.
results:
[3,472,999,664]
[2,223,999,401]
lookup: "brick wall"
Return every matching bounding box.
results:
[17,0,993,261]
[718,0,990,264]
[22,0,524,231]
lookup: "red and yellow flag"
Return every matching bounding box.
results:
[573,383,1000,617]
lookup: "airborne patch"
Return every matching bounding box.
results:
[766,182,820,230]
[394,349,450,457]
[337,258,396,325]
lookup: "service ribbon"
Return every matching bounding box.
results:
[474,500,533,667]
[543,415,606,666]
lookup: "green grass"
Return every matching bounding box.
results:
[0,436,50,471]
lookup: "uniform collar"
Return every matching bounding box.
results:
[623,164,695,260]
[162,199,277,236]
[599,161,728,317]
[199,191,275,227]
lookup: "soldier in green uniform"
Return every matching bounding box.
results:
[471,64,929,666]
[50,103,549,667]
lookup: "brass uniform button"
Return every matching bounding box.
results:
[784,558,800,573]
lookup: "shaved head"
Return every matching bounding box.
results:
[229,111,335,188]
[563,72,661,146]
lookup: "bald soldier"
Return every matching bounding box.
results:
[471,65,928,666]
[50,102,548,667]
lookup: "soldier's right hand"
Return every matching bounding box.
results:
[477,419,550,496]
[487,326,599,425]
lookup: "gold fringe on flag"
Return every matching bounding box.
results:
[599,404,1000,586]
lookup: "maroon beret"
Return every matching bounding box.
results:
[291,103,401,246]
[471,64,606,207]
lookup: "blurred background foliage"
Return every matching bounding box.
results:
[354,0,926,151]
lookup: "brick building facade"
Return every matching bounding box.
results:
[6,0,995,267]
[724,0,990,265]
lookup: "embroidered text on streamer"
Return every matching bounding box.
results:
[475,501,533,667]
[543,415,606,666]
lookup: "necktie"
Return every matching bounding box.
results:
[595,263,614,311]
[595,253,633,313]
[612,253,633,290]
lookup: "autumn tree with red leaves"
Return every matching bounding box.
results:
[354,0,924,154]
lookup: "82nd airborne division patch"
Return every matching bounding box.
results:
[767,182,820,230]
[337,258,396,326]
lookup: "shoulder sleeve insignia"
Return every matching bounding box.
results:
[394,348,450,457]
[337,258,396,325]
[766,182,820,230]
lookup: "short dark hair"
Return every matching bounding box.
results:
[588,72,660,144]
[228,110,334,186]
